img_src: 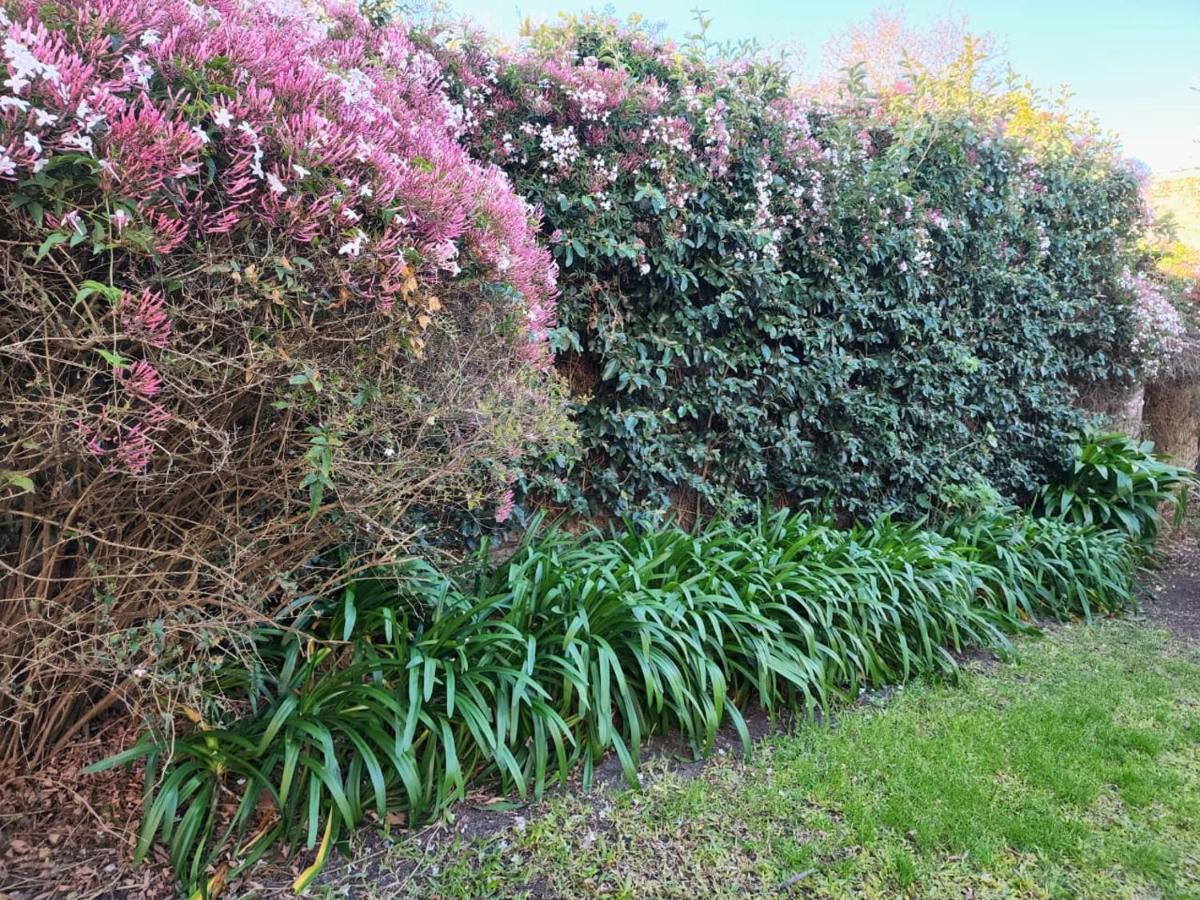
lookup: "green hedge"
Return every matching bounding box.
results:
[440,19,1144,519]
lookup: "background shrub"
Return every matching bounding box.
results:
[0,0,570,765]
[438,18,1146,520]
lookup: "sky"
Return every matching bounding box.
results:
[444,0,1200,174]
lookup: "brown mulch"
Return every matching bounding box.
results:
[0,720,175,900]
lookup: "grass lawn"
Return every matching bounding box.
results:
[309,622,1200,899]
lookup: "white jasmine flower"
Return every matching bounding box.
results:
[338,229,366,257]
[63,132,94,155]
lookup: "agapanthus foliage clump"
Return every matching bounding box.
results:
[437,17,1145,520]
[0,0,570,764]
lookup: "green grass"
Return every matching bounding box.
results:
[319,622,1200,899]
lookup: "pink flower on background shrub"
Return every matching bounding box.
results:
[1126,271,1186,378]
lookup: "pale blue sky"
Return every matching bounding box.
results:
[445,0,1200,173]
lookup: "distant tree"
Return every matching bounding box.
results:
[819,8,998,95]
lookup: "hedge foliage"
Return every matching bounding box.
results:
[441,18,1146,519]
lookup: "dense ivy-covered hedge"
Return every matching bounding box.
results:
[441,19,1145,519]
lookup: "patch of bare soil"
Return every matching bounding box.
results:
[1142,529,1200,641]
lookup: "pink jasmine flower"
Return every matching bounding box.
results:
[0,152,14,177]
[61,210,84,234]
[117,360,162,398]
[212,108,233,129]
[124,53,153,89]
[0,96,29,112]
[494,488,515,523]
[116,427,153,473]
[142,404,170,430]
[111,209,131,232]
[22,131,40,154]
[266,172,286,195]
[1,33,57,92]
[119,288,172,347]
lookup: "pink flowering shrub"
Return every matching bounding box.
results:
[1126,271,1188,379]
[0,0,570,762]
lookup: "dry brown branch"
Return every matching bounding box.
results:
[0,217,573,769]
